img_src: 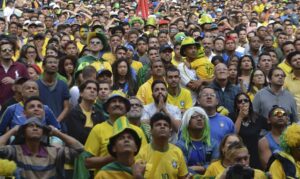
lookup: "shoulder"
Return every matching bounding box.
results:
[259,135,268,144]
[180,87,192,95]
[177,63,184,69]
[254,169,267,178]
[257,87,269,94]
[5,103,18,111]
[215,113,233,122]
[57,79,68,87]
[169,143,184,154]
[92,121,110,131]
[166,103,180,111]
[143,103,155,110]
[13,61,26,68]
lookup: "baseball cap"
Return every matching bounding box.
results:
[159,44,173,53]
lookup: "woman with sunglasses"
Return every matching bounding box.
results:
[234,92,268,169]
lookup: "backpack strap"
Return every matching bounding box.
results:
[267,152,297,178]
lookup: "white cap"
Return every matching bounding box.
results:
[23,20,31,26]
[53,4,60,9]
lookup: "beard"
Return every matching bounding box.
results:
[2,56,12,61]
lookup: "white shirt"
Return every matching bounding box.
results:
[141,103,182,121]
[177,63,198,104]
[142,103,182,143]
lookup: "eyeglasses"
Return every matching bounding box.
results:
[90,41,102,45]
[1,48,13,53]
[191,114,205,120]
[237,99,250,104]
[272,109,287,117]
[27,51,36,54]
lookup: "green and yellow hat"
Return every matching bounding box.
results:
[180,36,200,56]
[103,91,131,113]
[174,32,187,43]
[145,17,157,28]
[198,14,213,25]
[86,32,109,51]
[129,16,145,27]
[107,117,141,157]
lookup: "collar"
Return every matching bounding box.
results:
[21,144,48,157]
[0,60,15,68]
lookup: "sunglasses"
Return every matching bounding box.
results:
[272,109,287,117]
[237,99,250,104]
[1,48,13,53]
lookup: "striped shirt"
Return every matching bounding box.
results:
[0,143,83,179]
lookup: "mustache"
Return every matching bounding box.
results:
[112,105,123,110]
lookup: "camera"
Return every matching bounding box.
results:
[226,164,255,179]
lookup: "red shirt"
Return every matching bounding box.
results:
[0,61,28,105]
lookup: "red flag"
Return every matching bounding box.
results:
[136,0,149,19]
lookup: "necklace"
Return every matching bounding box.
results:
[242,120,250,127]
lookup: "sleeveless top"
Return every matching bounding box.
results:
[266,132,282,153]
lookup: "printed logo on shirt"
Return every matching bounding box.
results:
[171,160,178,169]
[220,122,224,128]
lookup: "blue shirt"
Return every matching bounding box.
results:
[222,51,243,63]
[265,132,282,154]
[0,103,60,135]
[209,113,235,143]
[176,138,219,174]
[37,79,70,117]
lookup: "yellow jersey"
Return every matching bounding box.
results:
[136,77,154,105]
[278,60,292,76]
[102,52,116,65]
[84,120,148,157]
[204,160,225,177]
[90,61,112,72]
[136,143,188,179]
[167,87,193,111]
[190,57,214,80]
[269,152,300,179]
[284,73,300,119]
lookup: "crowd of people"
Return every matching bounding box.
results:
[1,0,300,178]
